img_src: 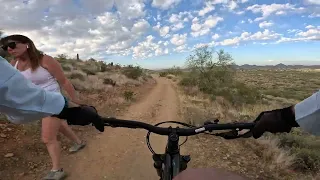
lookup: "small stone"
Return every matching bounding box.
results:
[0,133,6,138]
[19,172,25,176]
[4,153,14,158]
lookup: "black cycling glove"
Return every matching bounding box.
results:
[251,106,299,139]
[53,98,104,132]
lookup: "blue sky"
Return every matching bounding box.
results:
[1,0,320,69]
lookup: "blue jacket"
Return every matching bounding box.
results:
[295,91,320,135]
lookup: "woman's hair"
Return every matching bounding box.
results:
[0,34,44,71]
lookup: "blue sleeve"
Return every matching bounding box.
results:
[294,90,320,136]
[0,57,65,124]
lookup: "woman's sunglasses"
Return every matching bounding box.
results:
[1,42,17,51]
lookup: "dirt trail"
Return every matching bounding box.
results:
[62,77,181,180]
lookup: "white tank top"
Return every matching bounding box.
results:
[14,60,61,92]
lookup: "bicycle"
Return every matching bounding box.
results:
[102,117,255,180]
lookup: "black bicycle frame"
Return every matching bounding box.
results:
[152,127,191,180]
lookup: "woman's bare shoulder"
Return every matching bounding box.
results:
[41,54,60,67]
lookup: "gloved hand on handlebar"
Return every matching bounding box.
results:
[53,98,104,132]
[251,106,299,138]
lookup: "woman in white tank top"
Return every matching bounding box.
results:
[1,34,86,180]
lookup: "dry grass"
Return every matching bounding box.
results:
[236,70,320,101]
[176,68,320,179]
[177,90,298,180]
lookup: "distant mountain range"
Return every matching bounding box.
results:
[233,63,320,70]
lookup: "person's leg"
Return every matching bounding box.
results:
[59,120,81,144]
[42,117,66,179]
[59,120,86,153]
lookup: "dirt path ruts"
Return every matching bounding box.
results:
[62,77,181,180]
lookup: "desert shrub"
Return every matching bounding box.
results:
[100,62,109,72]
[179,46,261,105]
[123,91,134,101]
[61,64,72,71]
[278,133,320,172]
[159,71,168,77]
[122,65,143,79]
[167,66,183,76]
[159,66,182,77]
[69,72,85,81]
[82,68,96,75]
[103,78,116,86]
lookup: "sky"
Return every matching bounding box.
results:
[0,0,319,69]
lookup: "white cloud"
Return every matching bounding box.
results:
[259,21,274,28]
[219,37,241,46]
[276,26,320,43]
[205,15,223,28]
[131,19,150,35]
[297,27,320,37]
[306,25,315,29]
[217,29,281,46]
[191,15,223,37]
[170,33,187,46]
[171,22,184,31]
[151,0,182,10]
[212,33,220,40]
[228,1,238,10]
[169,14,180,23]
[115,0,146,19]
[132,35,168,59]
[0,1,155,60]
[309,13,320,18]
[167,11,191,31]
[159,26,170,37]
[287,29,301,34]
[247,3,305,21]
[235,11,245,15]
[276,36,320,43]
[175,44,187,52]
[198,1,215,16]
[304,0,320,5]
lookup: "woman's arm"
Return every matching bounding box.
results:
[42,55,81,104]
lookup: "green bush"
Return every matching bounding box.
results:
[122,65,143,79]
[179,46,261,105]
[159,72,168,77]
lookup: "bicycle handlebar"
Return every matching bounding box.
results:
[102,117,255,136]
